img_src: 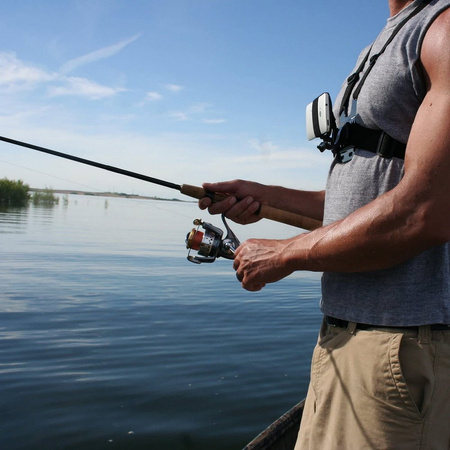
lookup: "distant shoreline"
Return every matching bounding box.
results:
[30,188,189,202]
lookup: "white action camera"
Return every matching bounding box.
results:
[305,92,333,140]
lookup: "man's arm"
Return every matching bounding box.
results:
[234,9,450,291]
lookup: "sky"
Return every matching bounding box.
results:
[0,0,390,199]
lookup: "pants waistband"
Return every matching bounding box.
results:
[325,316,450,332]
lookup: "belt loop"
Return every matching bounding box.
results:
[418,325,431,344]
[346,321,357,335]
[320,316,328,337]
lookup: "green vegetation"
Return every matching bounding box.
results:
[0,178,59,207]
[31,188,59,206]
[0,178,30,207]
[0,178,187,208]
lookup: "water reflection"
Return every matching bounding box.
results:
[0,193,322,450]
[0,206,29,233]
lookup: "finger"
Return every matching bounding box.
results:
[235,199,260,224]
[198,197,212,210]
[242,282,266,292]
[202,180,239,195]
[207,195,237,215]
[228,196,253,213]
[220,196,252,215]
[234,246,241,258]
[218,197,260,225]
[233,256,240,271]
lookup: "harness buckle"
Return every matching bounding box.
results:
[332,122,355,163]
[338,146,355,163]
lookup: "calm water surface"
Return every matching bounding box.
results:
[0,195,322,450]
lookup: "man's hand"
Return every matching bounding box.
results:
[198,180,268,225]
[233,237,300,291]
[199,180,326,225]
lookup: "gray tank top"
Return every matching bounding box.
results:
[321,0,450,326]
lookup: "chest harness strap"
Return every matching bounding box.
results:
[334,122,406,161]
[329,0,431,162]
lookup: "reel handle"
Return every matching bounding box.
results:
[180,184,322,231]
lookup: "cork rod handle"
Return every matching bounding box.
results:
[180,184,322,231]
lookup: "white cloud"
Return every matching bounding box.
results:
[59,34,141,74]
[145,91,163,101]
[0,52,56,90]
[189,103,210,113]
[168,103,214,122]
[203,118,226,124]
[170,111,189,121]
[48,77,126,99]
[0,52,126,100]
[238,147,331,170]
[165,84,184,93]
[249,138,279,155]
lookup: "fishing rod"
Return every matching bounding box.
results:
[0,135,322,231]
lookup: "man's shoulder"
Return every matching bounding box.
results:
[420,6,450,89]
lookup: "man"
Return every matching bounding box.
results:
[199,0,450,448]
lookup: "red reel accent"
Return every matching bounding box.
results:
[187,229,204,250]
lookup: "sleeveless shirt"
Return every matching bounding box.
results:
[321,0,450,326]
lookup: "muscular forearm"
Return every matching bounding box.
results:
[282,180,445,273]
[264,186,325,222]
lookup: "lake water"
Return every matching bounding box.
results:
[0,194,323,450]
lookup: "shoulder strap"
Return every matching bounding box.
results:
[338,47,372,117]
[339,0,432,117]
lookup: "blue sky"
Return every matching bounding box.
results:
[0,0,390,199]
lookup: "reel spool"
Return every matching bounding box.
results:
[185,214,240,264]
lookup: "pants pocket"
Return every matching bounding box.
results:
[390,333,435,420]
[311,327,352,402]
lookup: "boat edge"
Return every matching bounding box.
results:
[242,399,305,450]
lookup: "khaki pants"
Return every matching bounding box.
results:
[295,320,450,450]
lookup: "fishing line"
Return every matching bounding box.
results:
[0,158,104,193]
[144,202,194,220]
[0,135,180,190]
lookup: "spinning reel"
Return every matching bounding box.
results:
[185,215,240,264]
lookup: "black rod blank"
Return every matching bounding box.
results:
[0,135,181,191]
[0,134,323,230]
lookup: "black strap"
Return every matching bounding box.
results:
[339,0,432,117]
[339,48,372,117]
[325,315,450,331]
[334,123,406,159]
